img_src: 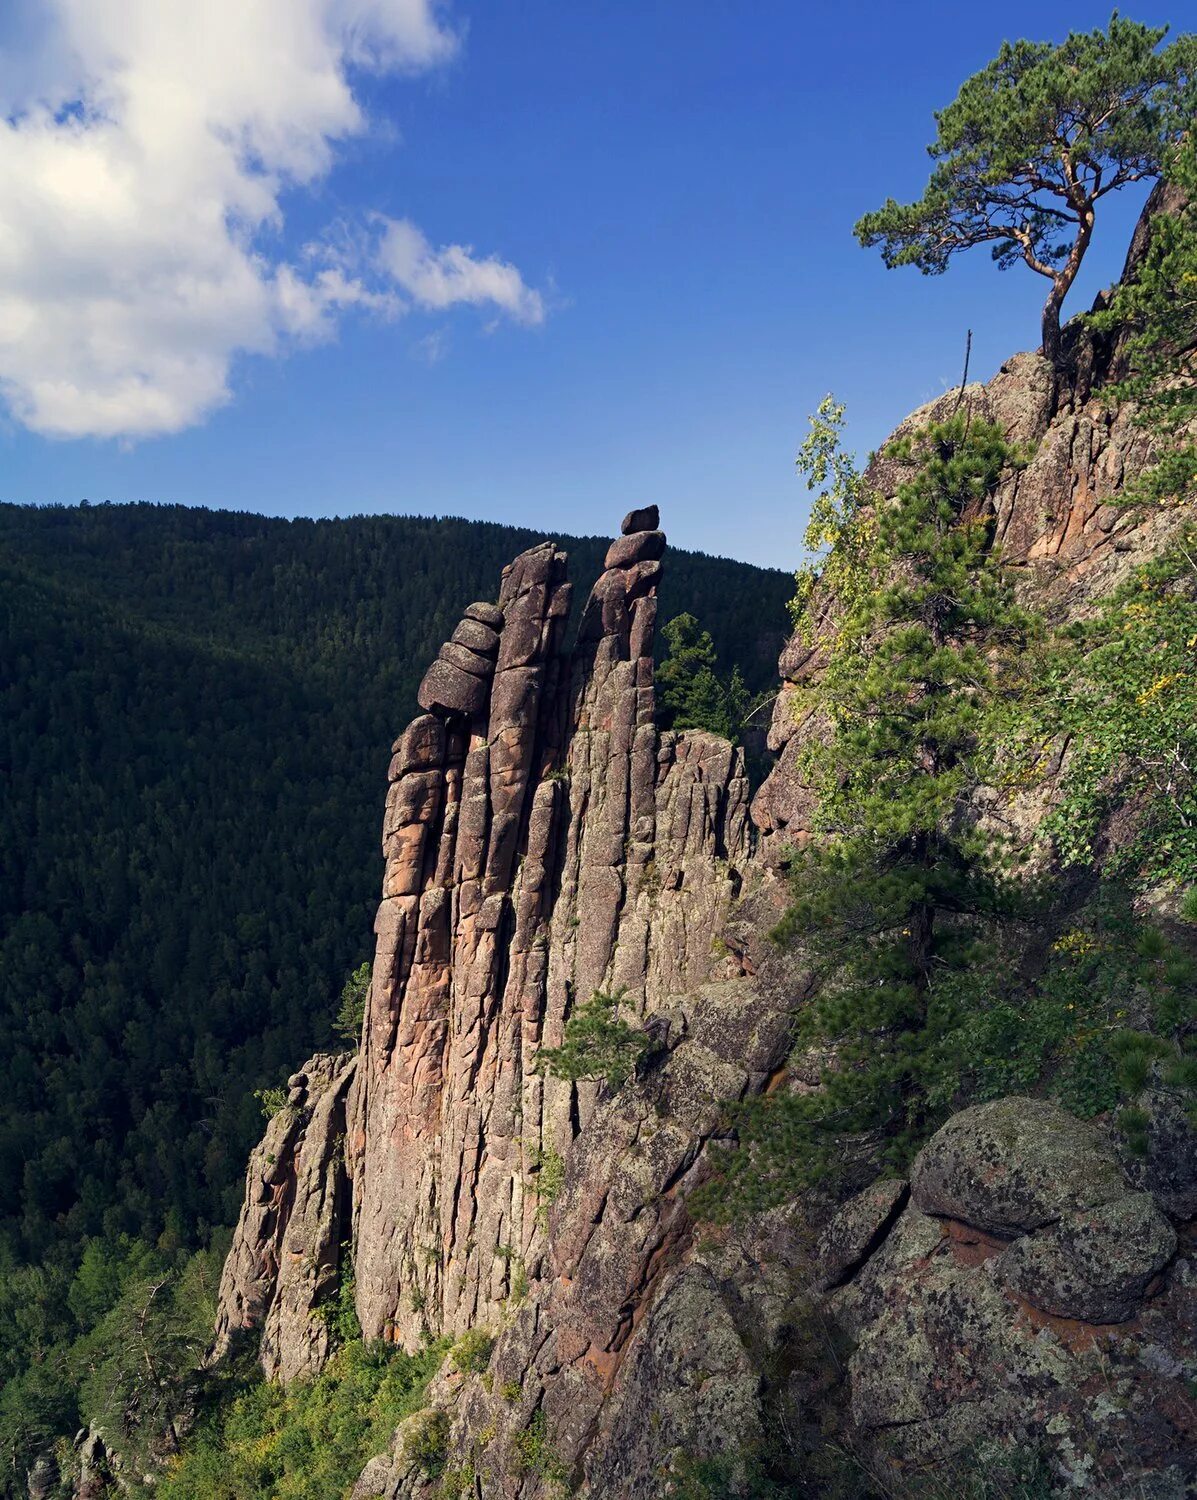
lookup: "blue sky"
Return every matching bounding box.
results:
[0,2,1171,568]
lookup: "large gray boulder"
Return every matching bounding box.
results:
[995,1192,1175,1323]
[911,1096,1129,1234]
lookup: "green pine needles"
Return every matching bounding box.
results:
[1091,137,1197,505]
[657,612,751,741]
[855,14,1197,366]
[1005,530,1197,887]
[702,409,1036,1216]
[534,986,647,1089]
[334,962,372,1043]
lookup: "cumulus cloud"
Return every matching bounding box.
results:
[0,1,545,440]
[377,219,545,326]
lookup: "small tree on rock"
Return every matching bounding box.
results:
[855,14,1197,366]
[657,613,749,740]
[335,962,371,1043]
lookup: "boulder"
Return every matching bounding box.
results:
[450,617,501,656]
[604,530,667,569]
[1123,1084,1197,1221]
[995,1192,1176,1322]
[463,600,504,629]
[416,657,490,718]
[911,1096,1128,1235]
[621,503,659,535]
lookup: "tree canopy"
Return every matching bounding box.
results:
[855,13,1197,365]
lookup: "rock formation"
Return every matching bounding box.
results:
[212,1052,356,1382]
[213,192,1196,1498]
[213,504,756,1379]
[827,1100,1187,1481]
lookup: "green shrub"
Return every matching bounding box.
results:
[449,1328,495,1375]
[160,1339,447,1500]
[509,1410,569,1488]
[316,1248,360,1347]
[403,1406,450,1479]
[254,1086,289,1120]
[534,987,647,1089]
[335,962,372,1042]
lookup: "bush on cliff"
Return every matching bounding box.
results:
[534,986,648,1089]
[1092,136,1197,504]
[706,411,1036,1209]
[159,1339,446,1500]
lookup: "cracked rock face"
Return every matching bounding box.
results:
[218,514,757,1388]
[346,518,759,1355]
[211,1052,356,1382]
[212,189,1196,1497]
[751,324,1194,864]
[825,1100,1191,1491]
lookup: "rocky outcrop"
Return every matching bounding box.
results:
[212,189,1197,1499]
[211,1051,355,1382]
[826,1099,1192,1492]
[348,509,755,1352]
[752,339,1193,861]
[219,511,755,1390]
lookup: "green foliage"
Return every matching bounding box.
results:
[701,411,1036,1216]
[855,15,1197,361]
[657,613,752,741]
[254,1086,289,1120]
[1092,138,1197,503]
[1003,532,1197,886]
[439,1459,479,1499]
[449,1327,494,1375]
[791,396,873,632]
[928,897,1196,1134]
[316,1249,361,1348]
[509,1410,569,1488]
[0,500,787,1458]
[534,987,648,1089]
[665,1452,791,1499]
[334,962,372,1043]
[0,1238,225,1498]
[402,1406,451,1479]
[161,1339,446,1500]
[524,1145,565,1229]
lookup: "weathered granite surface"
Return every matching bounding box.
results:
[211,1051,356,1382]
[827,1100,1192,1493]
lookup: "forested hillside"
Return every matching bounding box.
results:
[0,501,789,1273]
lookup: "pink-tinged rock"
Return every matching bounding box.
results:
[463,600,504,629]
[437,640,494,679]
[387,714,444,781]
[211,1053,356,1382]
[451,618,501,656]
[417,657,490,718]
[604,529,666,569]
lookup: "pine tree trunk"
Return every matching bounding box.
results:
[1041,290,1064,368]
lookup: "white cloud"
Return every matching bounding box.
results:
[0,1,545,441]
[377,218,545,326]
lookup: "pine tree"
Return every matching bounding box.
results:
[704,409,1034,1214]
[1092,137,1197,502]
[855,16,1197,366]
[656,613,749,740]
